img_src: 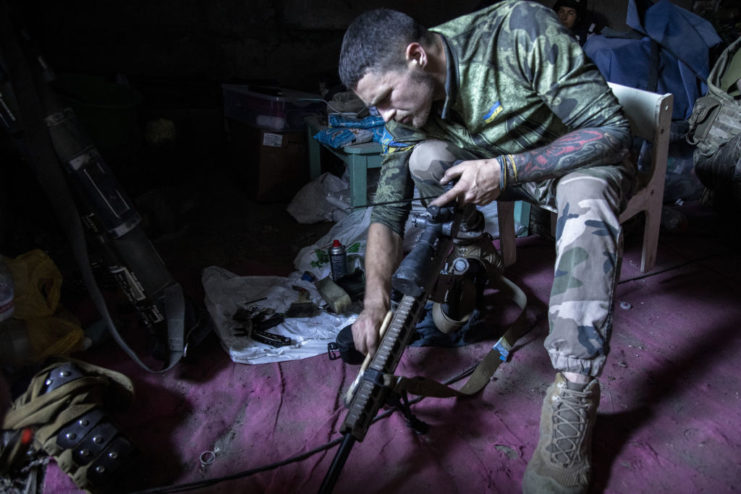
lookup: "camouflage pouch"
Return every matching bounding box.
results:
[687,37,741,160]
[687,91,741,159]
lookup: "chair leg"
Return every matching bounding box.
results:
[497,201,516,267]
[640,206,661,273]
[347,156,368,208]
[514,201,531,236]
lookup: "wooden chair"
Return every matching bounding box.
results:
[497,82,674,273]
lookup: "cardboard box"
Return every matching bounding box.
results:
[227,120,309,202]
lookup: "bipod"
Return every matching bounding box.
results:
[387,389,429,434]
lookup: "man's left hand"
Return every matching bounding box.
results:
[430,158,502,207]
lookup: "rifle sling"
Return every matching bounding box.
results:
[392,273,529,398]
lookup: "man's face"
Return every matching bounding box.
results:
[557,6,578,29]
[355,65,436,128]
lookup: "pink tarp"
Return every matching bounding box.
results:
[42,204,741,494]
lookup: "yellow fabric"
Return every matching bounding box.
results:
[25,309,85,362]
[4,249,85,362]
[6,249,62,319]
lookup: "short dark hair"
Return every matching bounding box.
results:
[553,0,586,18]
[338,9,433,90]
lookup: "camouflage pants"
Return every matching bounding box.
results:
[409,140,633,376]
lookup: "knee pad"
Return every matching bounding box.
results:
[431,257,480,334]
[1,360,138,493]
[409,140,456,184]
[430,237,505,334]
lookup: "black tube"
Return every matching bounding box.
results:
[318,433,356,494]
[392,223,442,297]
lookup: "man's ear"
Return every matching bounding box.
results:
[405,42,427,69]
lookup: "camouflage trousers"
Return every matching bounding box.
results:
[409,140,633,376]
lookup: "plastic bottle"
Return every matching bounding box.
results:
[329,239,348,281]
[0,318,32,366]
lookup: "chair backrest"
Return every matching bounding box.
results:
[607,82,673,225]
[609,83,674,189]
[608,82,673,144]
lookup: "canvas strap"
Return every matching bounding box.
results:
[390,272,529,398]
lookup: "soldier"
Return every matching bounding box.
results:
[338,2,634,493]
[553,0,603,46]
[554,0,585,32]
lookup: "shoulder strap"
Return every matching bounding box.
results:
[392,273,529,398]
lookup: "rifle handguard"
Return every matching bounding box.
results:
[343,310,393,405]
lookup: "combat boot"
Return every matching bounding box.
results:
[522,373,600,494]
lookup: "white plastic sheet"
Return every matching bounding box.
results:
[202,266,356,364]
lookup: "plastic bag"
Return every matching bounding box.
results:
[286,172,351,224]
[6,249,63,319]
[313,127,374,149]
[294,207,372,280]
[201,267,356,364]
[3,249,85,363]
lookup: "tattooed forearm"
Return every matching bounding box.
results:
[503,127,629,185]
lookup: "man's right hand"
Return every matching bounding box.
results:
[430,158,502,207]
[355,222,403,356]
[351,304,388,356]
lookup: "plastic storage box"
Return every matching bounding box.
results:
[222,84,325,131]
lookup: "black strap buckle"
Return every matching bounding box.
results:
[327,342,341,360]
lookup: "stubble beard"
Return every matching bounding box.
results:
[410,70,436,128]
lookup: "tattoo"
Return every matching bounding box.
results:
[507,127,629,184]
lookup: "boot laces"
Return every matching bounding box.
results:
[549,387,591,466]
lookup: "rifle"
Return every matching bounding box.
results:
[319,203,529,493]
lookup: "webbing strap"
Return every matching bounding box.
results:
[392,273,529,398]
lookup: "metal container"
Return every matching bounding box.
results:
[329,239,348,281]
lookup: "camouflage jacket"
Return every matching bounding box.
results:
[371,0,628,235]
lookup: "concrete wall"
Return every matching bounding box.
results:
[15,0,693,95]
[16,0,482,93]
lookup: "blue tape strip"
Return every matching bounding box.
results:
[493,339,510,361]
